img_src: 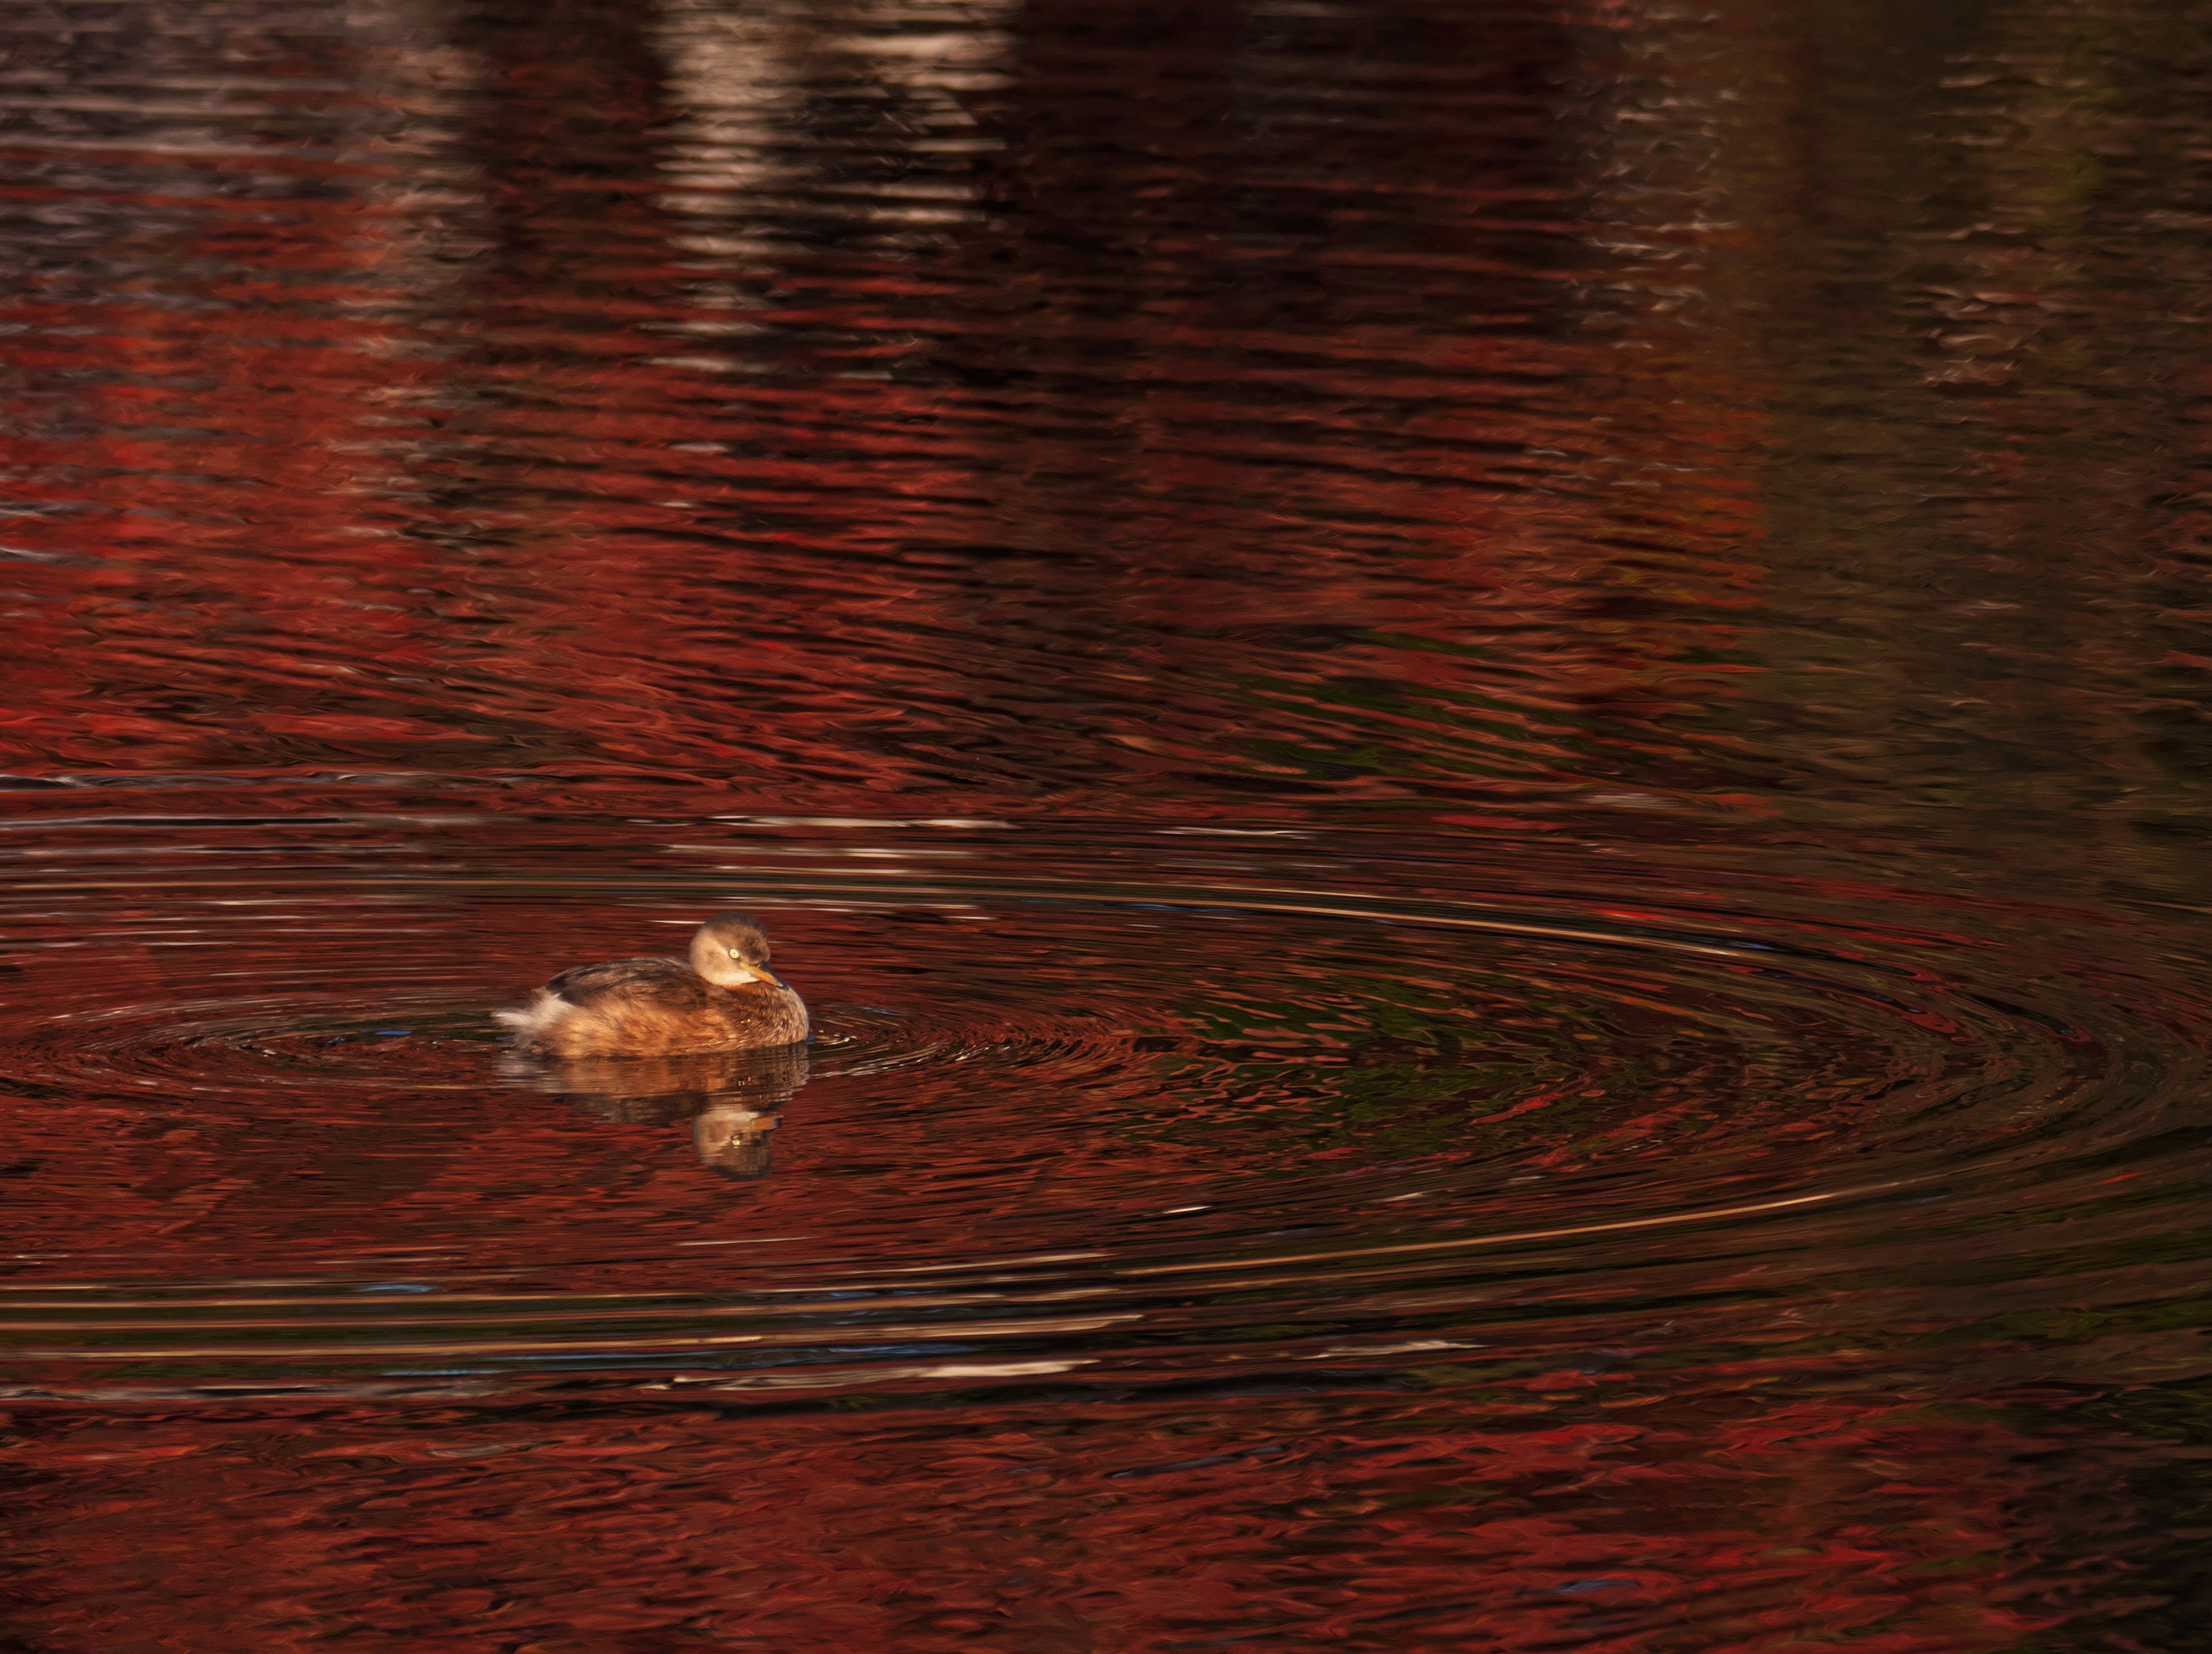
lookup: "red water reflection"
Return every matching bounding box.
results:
[5,0,2211,1645]
[0,0,1766,818]
[0,1374,2088,1653]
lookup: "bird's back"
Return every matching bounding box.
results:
[544,955,705,1009]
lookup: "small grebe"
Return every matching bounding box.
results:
[497,913,809,1059]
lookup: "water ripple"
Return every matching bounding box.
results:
[2,816,2202,1401]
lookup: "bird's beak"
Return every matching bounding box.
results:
[748,963,785,989]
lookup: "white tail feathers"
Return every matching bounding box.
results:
[495,994,571,1038]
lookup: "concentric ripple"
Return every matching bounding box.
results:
[4,811,2206,1398]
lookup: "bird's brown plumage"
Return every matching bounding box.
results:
[498,915,809,1058]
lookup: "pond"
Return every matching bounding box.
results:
[5,0,2212,1646]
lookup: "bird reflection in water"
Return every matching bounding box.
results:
[499,1044,811,1179]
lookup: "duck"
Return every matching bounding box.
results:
[497,912,809,1059]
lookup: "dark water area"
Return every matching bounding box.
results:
[7,0,2212,1646]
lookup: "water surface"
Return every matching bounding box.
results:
[7,0,2212,1647]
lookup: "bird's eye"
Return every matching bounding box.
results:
[729,949,743,958]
